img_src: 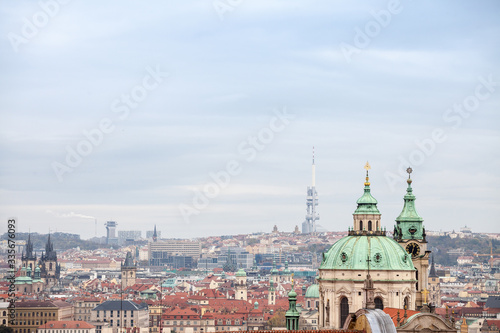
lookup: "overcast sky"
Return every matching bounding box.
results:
[1,1,499,240]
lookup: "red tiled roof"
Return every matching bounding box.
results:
[383,307,420,326]
[39,321,95,329]
[163,307,199,319]
[486,320,500,329]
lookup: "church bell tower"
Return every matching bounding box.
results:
[121,251,137,289]
[393,167,430,309]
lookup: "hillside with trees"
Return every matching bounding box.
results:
[2,232,111,251]
[427,235,499,266]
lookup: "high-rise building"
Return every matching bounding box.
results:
[302,148,319,234]
[105,221,118,245]
[118,230,141,244]
[149,239,201,267]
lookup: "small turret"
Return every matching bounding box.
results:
[285,277,300,330]
[352,162,382,234]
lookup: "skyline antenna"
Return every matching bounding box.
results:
[302,147,319,234]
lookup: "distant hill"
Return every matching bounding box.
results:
[2,232,113,251]
[427,235,500,266]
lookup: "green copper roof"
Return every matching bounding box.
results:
[236,268,247,277]
[394,178,425,241]
[285,286,300,318]
[396,180,423,222]
[305,284,319,298]
[270,259,279,275]
[15,276,33,285]
[354,182,381,215]
[319,235,415,271]
[283,261,291,275]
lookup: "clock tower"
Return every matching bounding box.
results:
[393,167,430,309]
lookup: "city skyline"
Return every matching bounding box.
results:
[1,1,499,239]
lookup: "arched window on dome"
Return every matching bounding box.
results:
[340,297,349,328]
[368,221,372,231]
[359,221,363,231]
[308,300,311,308]
[374,297,383,310]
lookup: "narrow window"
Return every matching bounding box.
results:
[340,297,349,328]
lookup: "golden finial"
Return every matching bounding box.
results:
[364,161,371,186]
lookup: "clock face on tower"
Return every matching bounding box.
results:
[406,242,420,256]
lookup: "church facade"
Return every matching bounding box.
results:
[17,234,61,293]
[318,164,431,329]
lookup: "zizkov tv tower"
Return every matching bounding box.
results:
[302,147,319,234]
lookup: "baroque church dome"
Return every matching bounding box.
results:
[320,163,414,271]
[319,234,414,271]
[318,163,419,329]
[305,284,319,298]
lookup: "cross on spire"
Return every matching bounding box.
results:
[364,161,371,186]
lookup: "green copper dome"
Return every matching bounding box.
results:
[305,284,319,298]
[236,268,246,277]
[320,235,414,271]
[15,275,33,285]
[354,166,381,215]
[354,185,381,215]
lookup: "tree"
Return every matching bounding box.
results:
[246,238,259,246]
[0,325,14,333]
[267,309,286,328]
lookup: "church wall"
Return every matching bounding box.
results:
[411,254,429,307]
[319,268,416,329]
[353,214,381,232]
